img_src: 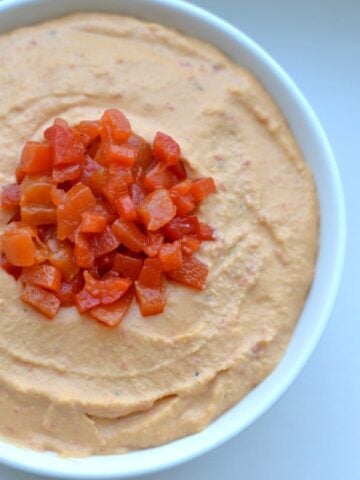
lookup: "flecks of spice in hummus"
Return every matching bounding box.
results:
[0,13,318,457]
[0,109,216,325]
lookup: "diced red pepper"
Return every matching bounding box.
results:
[115,194,137,221]
[88,168,108,197]
[128,134,153,170]
[21,283,60,319]
[167,255,208,290]
[169,159,187,180]
[46,237,79,282]
[20,142,52,174]
[88,225,120,258]
[75,121,100,147]
[21,264,61,292]
[113,252,143,281]
[79,211,107,233]
[1,223,36,266]
[74,232,95,268]
[129,182,146,209]
[94,251,116,277]
[144,231,164,257]
[57,273,84,306]
[143,164,178,191]
[75,289,101,313]
[134,281,166,316]
[44,118,85,166]
[191,177,216,202]
[21,205,57,226]
[159,241,183,272]
[106,144,136,167]
[180,235,201,255]
[162,215,200,241]
[0,253,22,279]
[139,189,176,231]
[53,163,82,183]
[112,218,147,253]
[101,109,132,143]
[90,288,133,327]
[20,175,54,206]
[83,270,131,305]
[197,222,215,240]
[0,109,216,324]
[138,258,162,287]
[153,132,180,166]
[1,184,21,210]
[57,183,96,240]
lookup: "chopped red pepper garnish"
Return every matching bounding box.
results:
[0,109,216,326]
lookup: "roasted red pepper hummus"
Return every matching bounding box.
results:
[0,14,318,456]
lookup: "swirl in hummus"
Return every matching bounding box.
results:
[0,13,318,455]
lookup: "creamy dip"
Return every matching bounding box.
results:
[0,13,318,456]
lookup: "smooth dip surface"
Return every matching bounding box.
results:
[0,13,319,456]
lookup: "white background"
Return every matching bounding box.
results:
[1,0,358,479]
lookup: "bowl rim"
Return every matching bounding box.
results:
[0,0,346,478]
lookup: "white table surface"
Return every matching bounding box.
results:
[1,0,358,479]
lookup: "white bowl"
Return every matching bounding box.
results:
[0,0,346,478]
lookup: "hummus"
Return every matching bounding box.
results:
[0,14,318,456]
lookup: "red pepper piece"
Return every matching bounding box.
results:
[113,253,143,280]
[57,273,84,306]
[88,225,120,258]
[75,120,100,147]
[180,235,201,255]
[144,231,164,257]
[1,223,36,266]
[75,289,101,313]
[138,258,162,287]
[106,144,136,167]
[94,251,116,277]
[21,264,61,292]
[170,181,196,216]
[90,288,133,327]
[79,211,107,233]
[112,218,147,253]
[103,172,128,208]
[83,270,131,305]
[191,177,216,202]
[196,222,215,240]
[101,109,132,143]
[134,281,166,316]
[129,182,146,209]
[128,134,153,170]
[57,183,96,240]
[159,241,183,272]
[44,118,85,166]
[153,132,180,166]
[20,141,52,174]
[167,255,208,290]
[74,232,95,268]
[143,164,178,191]
[81,156,102,186]
[139,189,176,231]
[88,168,108,197]
[115,194,137,221]
[1,184,21,210]
[21,283,60,319]
[162,215,200,241]
[168,159,187,180]
[20,175,54,206]
[0,253,22,279]
[53,163,82,183]
[21,205,57,226]
[46,237,79,282]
